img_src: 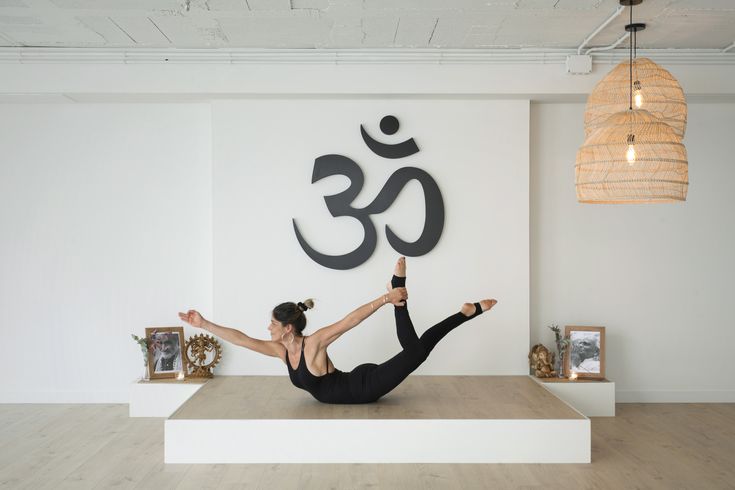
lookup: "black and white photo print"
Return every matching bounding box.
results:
[565,326,606,379]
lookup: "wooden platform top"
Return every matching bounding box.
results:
[137,377,208,385]
[170,375,585,420]
[536,377,611,383]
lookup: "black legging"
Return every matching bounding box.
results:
[354,275,481,402]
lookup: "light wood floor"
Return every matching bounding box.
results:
[1,403,734,489]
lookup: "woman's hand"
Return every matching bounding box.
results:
[178,309,206,329]
[386,287,408,306]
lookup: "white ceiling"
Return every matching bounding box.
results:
[0,0,733,50]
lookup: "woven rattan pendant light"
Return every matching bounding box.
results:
[585,57,687,138]
[575,0,688,204]
[576,110,688,203]
[584,0,687,139]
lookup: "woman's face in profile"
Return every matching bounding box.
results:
[268,317,285,340]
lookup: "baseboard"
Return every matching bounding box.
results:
[0,391,129,404]
[617,390,735,403]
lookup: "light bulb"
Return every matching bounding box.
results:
[626,133,636,165]
[634,91,643,108]
[633,80,643,108]
[626,144,636,165]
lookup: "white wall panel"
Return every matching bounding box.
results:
[530,102,735,402]
[212,99,529,375]
[0,103,212,402]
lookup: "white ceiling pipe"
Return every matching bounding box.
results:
[723,42,735,53]
[585,32,630,55]
[577,5,626,55]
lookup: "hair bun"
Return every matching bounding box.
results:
[298,298,315,311]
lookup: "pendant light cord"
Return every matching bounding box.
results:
[634,29,637,59]
[629,3,633,111]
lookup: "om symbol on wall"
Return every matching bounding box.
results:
[292,115,445,270]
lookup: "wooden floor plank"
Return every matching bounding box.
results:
[132,459,189,490]
[0,405,123,489]
[2,403,735,489]
[81,422,165,489]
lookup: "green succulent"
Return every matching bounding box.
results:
[131,334,149,366]
[548,324,570,353]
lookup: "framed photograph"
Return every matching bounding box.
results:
[564,326,605,380]
[146,326,186,379]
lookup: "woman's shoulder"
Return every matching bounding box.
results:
[304,333,329,353]
[306,327,330,345]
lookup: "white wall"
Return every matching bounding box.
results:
[530,102,735,402]
[0,98,528,402]
[212,99,529,375]
[0,104,213,402]
[1,61,733,402]
[2,56,734,98]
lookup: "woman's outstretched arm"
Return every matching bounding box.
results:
[312,287,407,348]
[179,310,285,359]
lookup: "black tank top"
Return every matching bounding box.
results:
[286,337,354,403]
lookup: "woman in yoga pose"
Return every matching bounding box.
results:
[179,257,497,404]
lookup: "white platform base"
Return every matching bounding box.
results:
[129,379,207,418]
[165,418,590,464]
[534,378,616,417]
[164,376,590,464]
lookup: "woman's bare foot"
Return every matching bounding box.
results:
[388,257,407,296]
[394,256,406,277]
[460,299,498,317]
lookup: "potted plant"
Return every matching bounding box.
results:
[548,324,570,378]
[131,333,151,380]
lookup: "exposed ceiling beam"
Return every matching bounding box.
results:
[1,47,734,65]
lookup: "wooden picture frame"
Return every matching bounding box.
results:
[146,326,186,380]
[564,326,605,380]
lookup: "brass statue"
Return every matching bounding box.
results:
[184,334,223,378]
[528,344,557,378]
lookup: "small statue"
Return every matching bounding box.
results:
[528,344,557,378]
[184,334,223,378]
